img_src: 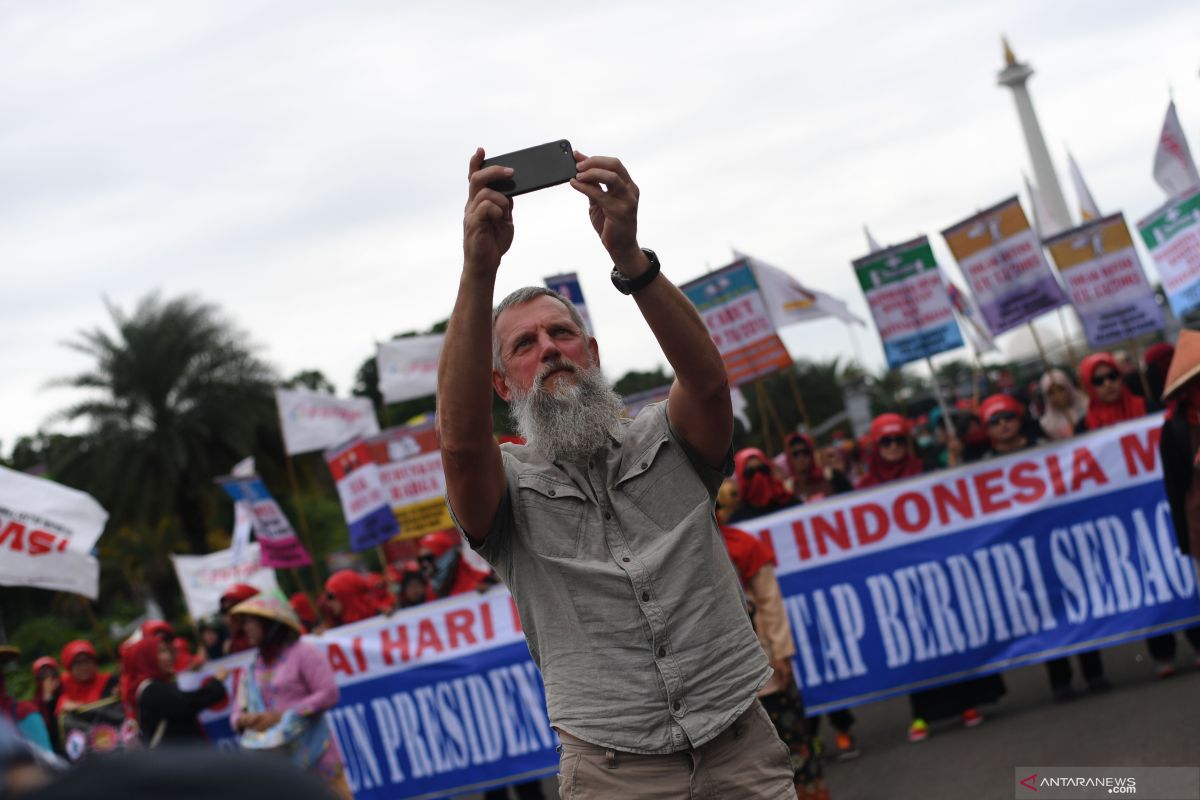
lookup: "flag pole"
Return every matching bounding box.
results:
[284,455,325,593]
[925,356,958,444]
[1027,321,1051,369]
[1056,307,1078,366]
[785,370,812,430]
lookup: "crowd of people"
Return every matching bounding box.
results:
[6,338,1200,798]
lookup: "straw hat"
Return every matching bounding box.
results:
[230,590,304,634]
[1162,330,1200,400]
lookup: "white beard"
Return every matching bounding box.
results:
[508,360,624,463]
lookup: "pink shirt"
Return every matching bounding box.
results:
[231,641,338,728]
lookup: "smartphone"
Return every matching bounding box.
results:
[482,140,577,197]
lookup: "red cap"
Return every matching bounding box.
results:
[870,413,909,440]
[980,393,1024,423]
[220,584,261,608]
[32,656,59,676]
[61,640,97,667]
[140,620,174,639]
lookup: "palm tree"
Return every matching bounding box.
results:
[49,294,277,555]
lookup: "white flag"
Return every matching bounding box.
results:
[1153,100,1200,200]
[1067,152,1101,222]
[275,388,380,456]
[376,334,443,404]
[1024,173,1066,239]
[0,466,107,599]
[170,543,280,621]
[730,387,752,430]
[228,457,255,562]
[736,251,866,328]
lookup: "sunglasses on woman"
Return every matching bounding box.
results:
[1091,371,1120,387]
[987,411,1018,426]
[789,447,812,458]
[878,435,906,448]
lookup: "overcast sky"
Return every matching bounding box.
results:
[3,0,1199,451]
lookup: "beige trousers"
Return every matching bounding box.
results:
[555,701,795,800]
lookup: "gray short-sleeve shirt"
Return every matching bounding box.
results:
[449,402,770,754]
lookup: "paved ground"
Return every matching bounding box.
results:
[457,639,1200,800]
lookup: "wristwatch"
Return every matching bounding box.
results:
[610,248,661,295]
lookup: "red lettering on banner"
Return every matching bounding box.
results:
[813,512,851,555]
[895,492,931,533]
[28,529,55,555]
[1010,462,1046,504]
[1070,448,1108,491]
[1120,429,1160,477]
[352,637,367,673]
[1047,455,1067,496]
[327,644,353,676]
[974,470,1010,514]
[445,609,476,649]
[0,522,25,551]
[481,603,495,640]
[379,626,410,666]
[415,619,444,659]
[852,503,889,545]
[791,521,812,561]
[509,597,523,633]
[932,480,974,525]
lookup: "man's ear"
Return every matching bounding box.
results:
[588,337,600,367]
[492,368,512,402]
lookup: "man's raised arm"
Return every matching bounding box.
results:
[437,149,515,542]
[571,153,732,468]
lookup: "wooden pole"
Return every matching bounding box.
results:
[753,380,777,456]
[1128,338,1153,400]
[284,455,325,592]
[1056,306,1079,366]
[925,357,957,443]
[76,597,118,664]
[785,371,812,430]
[1027,321,1050,368]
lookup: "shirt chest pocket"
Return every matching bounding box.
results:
[617,436,706,531]
[516,475,587,559]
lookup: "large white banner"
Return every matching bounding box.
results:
[377,335,443,404]
[170,543,280,621]
[737,251,866,328]
[0,466,107,599]
[275,388,380,456]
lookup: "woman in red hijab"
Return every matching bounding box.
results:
[324,570,389,627]
[726,448,796,524]
[56,640,118,714]
[418,531,493,600]
[776,432,852,503]
[126,636,226,745]
[290,593,319,633]
[856,414,924,489]
[1080,352,1146,430]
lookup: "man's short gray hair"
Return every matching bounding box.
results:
[492,286,588,371]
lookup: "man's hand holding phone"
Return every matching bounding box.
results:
[463,148,515,276]
[570,152,649,278]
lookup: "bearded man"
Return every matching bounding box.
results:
[437,149,794,799]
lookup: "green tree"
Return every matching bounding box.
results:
[283,370,336,394]
[48,294,278,556]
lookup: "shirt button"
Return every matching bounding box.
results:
[657,647,666,657]
[622,557,631,563]
[641,591,649,601]
[640,462,648,470]
[604,512,612,520]
[673,701,681,711]
[548,489,556,496]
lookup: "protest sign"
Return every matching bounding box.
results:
[218,477,312,568]
[186,589,557,800]
[1138,189,1200,318]
[543,273,594,335]
[941,196,1068,335]
[852,237,965,368]
[276,388,380,456]
[377,336,444,405]
[1045,214,1165,348]
[367,420,453,541]
[170,543,280,621]
[189,416,1200,796]
[327,438,401,552]
[680,259,793,386]
[0,466,107,600]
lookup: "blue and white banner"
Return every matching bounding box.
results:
[741,413,1200,713]
[189,416,1199,797]
[325,438,400,552]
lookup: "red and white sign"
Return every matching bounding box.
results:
[0,466,108,599]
